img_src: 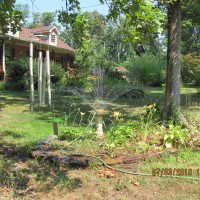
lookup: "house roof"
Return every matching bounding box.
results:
[18,26,74,52]
[31,26,60,35]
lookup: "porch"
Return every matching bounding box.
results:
[0,36,74,81]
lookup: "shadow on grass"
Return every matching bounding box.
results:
[0,139,82,198]
[1,130,23,139]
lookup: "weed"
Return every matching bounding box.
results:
[163,123,189,148]
[106,121,135,148]
[59,126,95,141]
[115,179,129,191]
[134,103,161,141]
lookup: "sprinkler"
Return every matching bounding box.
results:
[58,68,138,137]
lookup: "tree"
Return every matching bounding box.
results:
[27,12,40,28]
[27,12,56,28]
[60,25,77,48]
[14,3,29,26]
[61,11,135,70]
[181,1,200,54]
[162,0,199,121]
[41,12,56,26]
[0,0,22,33]
[83,11,106,39]
[164,0,181,121]
[104,20,135,63]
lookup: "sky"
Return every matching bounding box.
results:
[15,0,109,16]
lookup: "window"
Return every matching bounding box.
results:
[51,34,55,43]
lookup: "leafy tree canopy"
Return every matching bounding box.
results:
[58,0,166,47]
[14,3,29,26]
[0,0,22,34]
[27,12,57,28]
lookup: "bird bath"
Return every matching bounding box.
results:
[89,109,109,138]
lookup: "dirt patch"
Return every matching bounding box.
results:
[30,138,178,167]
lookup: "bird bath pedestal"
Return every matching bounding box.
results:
[89,109,109,138]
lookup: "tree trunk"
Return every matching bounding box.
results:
[164,0,181,121]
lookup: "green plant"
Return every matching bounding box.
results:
[59,126,95,141]
[64,107,80,127]
[194,73,200,85]
[6,57,38,90]
[135,103,161,141]
[163,123,189,148]
[181,53,200,85]
[106,121,135,148]
[135,141,149,153]
[124,54,166,86]
[196,88,200,97]
[61,67,93,89]
[59,104,96,141]
[121,88,146,99]
[50,62,65,85]
[7,58,65,90]
[0,81,9,91]
[106,105,161,150]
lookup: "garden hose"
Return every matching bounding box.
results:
[60,142,200,181]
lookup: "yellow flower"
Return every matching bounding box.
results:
[143,110,147,115]
[147,104,154,109]
[110,111,123,121]
[147,103,156,109]
[113,112,121,118]
[80,112,85,116]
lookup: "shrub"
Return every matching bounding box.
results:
[59,126,95,141]
[124,54,166,86]
[181,53,200,85]
[162,123,189,148]
[120,88,146,99]
[7,57,38,90]
[0,81,9,91]
[7,58,65,90]
[62,68,92,89]
[50,62,65,85]
[106,121,135,146]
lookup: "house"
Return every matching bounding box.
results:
[0,25,75,80]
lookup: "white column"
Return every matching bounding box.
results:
[42,58,46,105]
[46,50,51,107]
[38,51,43,107]
[2,40,6,81]
[29,42,34,112]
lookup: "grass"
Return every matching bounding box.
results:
[140,147,200,174]
[0,88,200,199]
